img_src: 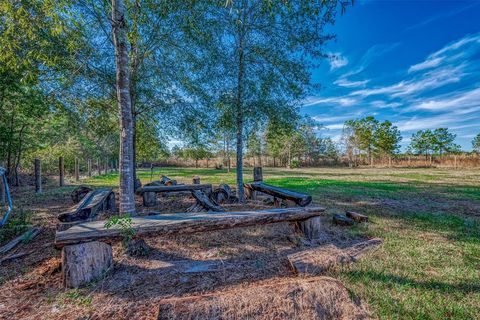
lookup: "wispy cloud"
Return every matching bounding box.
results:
[408,33,480,73]
[303,96,357,107]
[409,87,480,112]
[329,52,348,70]
[334,78,369,88]
[396,114,476,132]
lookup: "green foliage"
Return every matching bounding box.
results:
[410,128,459,157]
[104,215,135,248]
[472,133,480,153]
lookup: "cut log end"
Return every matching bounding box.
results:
[62,241,113,288]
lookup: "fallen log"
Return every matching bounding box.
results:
[58,188,115,222]
[70,186,93,203]
[55,206,326,247]
[244,182,312,207]
[332,214,355,226]
[159,175,174,186]
[191,190,225,212]
[211,184,231,204]
[346,211,368,223]
[288,238,383,275]
[0,227,42,254]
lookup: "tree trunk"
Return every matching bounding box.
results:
[34,158,42,193]
[236,36,245,203]
[88,158,92,177]
[227,137,231,172]
[112,0,135,215]
[59,156,65,186]
[75,157,79,181]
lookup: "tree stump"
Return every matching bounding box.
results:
[192,176,200,184]
[297,216,322,240]
[62,241,113,288]
[143,191,157,207]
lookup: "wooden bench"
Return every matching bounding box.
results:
[55,206,325,288]
[136,184,213,207]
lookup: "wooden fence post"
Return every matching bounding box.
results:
[74,157,80,181]
[88,158,92,177]
[253,167,263,182]
[59,156,65,186]
[35,158,42,193]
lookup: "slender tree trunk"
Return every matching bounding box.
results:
[112,0,135,215]
[59,156,65,186]
[34,158,41,193]
[227,136,231,173]
[74,157,79,181]
[235,36,245,203]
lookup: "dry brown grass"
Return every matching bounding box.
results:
[158,277,368,320]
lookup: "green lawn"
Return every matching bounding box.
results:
[84,167,480,319]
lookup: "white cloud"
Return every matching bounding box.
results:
[351,63,466,98]
[409,87,480,111]
[329,52,348,70]
[408,33,480,73]
[303,96,357,107]
[334,78,369,88]
[396,113,477,132]
[325,123,345,130]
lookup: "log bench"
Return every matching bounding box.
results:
[244,182,312,207]
[55,206,325,288]
[136,184,213,207]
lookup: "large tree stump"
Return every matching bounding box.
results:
[62,241,113,288]
[143,191,157,207]
[297,216,322,240]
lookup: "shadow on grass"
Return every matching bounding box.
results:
[344,270,480,294]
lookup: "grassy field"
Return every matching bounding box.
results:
[87,166,480,319]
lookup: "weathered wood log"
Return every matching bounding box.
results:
[333,214,355,226]
[59,156,65,187]
[137,184,212,195]
[0,227,42,254]
[244,182,312,207]
[71,185,93,203]
[346,211,368,223]
[59,188,114,222]
[186,202,205,213]
[191,190,225,212]
[143,191,157,207]
[62,241,113,288]
[34,158,42,193]
[192,176,200,184]
[211,184,231,204]
[296,216,322,240]
[288,238,383,275]
[253,166,263,182]
[159,175,174,186]
[55,206,326,247]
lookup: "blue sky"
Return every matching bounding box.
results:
[302,0,480,151]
